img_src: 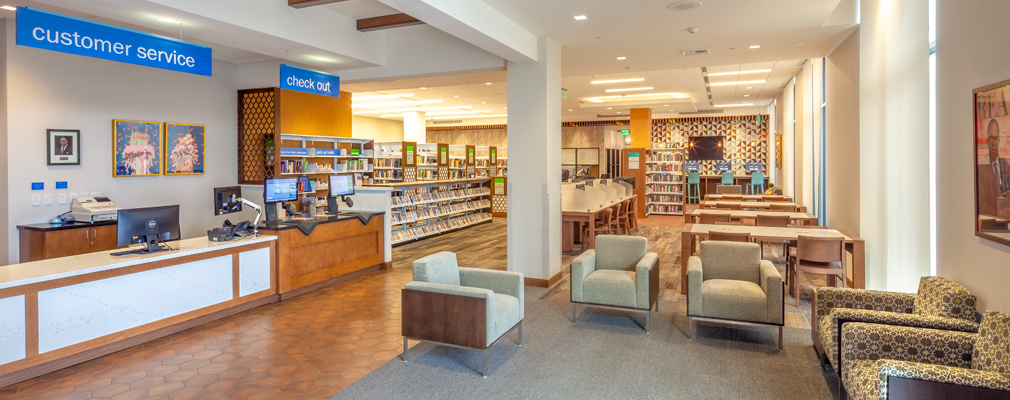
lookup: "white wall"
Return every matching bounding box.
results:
[352,116,404,142]
[825,28,861,236]
[3,21,257,264]
[936,0,1010,312]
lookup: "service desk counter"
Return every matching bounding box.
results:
[258,212,387,300]
[0,235,277,387]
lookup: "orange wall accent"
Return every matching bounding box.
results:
[279,89,352,138]
[630,108,652,148]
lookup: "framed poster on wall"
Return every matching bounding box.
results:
[46,129,80,166]
[164,122,205,175]
[113,120,161,177]
[973,79,1010,246]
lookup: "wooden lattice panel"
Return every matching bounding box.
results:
[403,166,417,183]
[438,166,449,180]
[238,89,277,184]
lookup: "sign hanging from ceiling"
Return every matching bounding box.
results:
[15,7,212,76]
[280,64,340,98]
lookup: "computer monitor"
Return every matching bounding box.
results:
[265,177,298,203]
[329,174,355,196]
[116,205,181,252]
[213,186,242,215]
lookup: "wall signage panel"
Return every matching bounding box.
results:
[279,64,340,98]
[16,7,212,76]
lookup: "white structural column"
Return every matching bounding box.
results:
[506,37,561,282]
[403,111,426,143]
[859,0,929,291]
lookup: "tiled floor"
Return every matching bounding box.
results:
[2,211,822,398]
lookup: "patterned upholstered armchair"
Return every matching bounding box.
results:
[840,311,1010,400]
[401,252,524,377]
[687,241,784,349]
[813,276,979,375]
[571,235,659,333]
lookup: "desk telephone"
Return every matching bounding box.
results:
[207,219,252,242]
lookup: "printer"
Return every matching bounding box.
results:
[69,196,122,223]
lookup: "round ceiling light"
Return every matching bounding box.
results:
[668,1,702,11]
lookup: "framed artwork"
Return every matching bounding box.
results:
[113,119,161,177]
[46,129,80,166]
[973,79,1010,246]
[164,122,205,175]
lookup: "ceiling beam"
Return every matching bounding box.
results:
[288,0,349,9]
[357,13,425,32]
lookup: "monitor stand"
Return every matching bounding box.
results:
[140,235,171,253]
[327,197,339,215]
[265,202,280,222]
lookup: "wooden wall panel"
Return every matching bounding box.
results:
[279,89,352,137]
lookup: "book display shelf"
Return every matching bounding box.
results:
[645,148,685,215]
[278,134,374,199]
[495,147,507,176]
[373,141,417,183]
[373,178,492,245]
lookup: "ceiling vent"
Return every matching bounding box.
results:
[681,109,724,115]
[681,48,710,56]
[432,120,463,125]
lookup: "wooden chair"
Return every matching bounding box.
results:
[721,194,744,201]
[769,203,797,212]
[722,203,742,210]
[763,195,785,202]
[756,214,790,258]
[698,213,731,224]
[584,208,613,240]
[623,199,638,234]
[787,236,846,306]
[713,221,749,225]
[609,202,626,234]
[707,231,752,242]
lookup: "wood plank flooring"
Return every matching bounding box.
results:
[2,212,826,398]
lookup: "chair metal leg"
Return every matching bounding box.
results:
[402,337,408,362]
[518,321,523,346]
[777,326,783,351]
[688,317,694,340]
[645,310,650,334]
[482,350,488,378]
[571,303,576,324]
[655,298,659,313]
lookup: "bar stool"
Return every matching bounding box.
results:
[720,172,734,187]
[748,172,765,195]
[686,172,701,204]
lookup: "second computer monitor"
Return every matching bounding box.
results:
[329,174,355,197]
[116,205,181,248]
[264,177,298,203]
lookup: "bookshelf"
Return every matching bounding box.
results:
[277,134,374,212]
[645,148,685,215]
[373,141,417,183]
[475,146,491,178]
[372,178,493,245]
[494,147,507,176]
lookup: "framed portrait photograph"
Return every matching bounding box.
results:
[47,129,80,166]
[973,79,1010,246]
[164,122,205,175]
[113,119,161,177]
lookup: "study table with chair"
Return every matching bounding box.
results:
[561,179,637,251]
[680,223,865,294]
[685,209,818,225]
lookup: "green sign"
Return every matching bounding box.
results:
[405,145,414,165]
[490,149,497,163]
[493,177,505,195]
[468,148,475,164]
[350,148,360,156]
[620,129,630,136]
[561,88,568,99]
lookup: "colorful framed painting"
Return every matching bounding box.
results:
[164,122,205,175]
[113,120,161,177]
[973,79,1010,246]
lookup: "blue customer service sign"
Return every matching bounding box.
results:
[16,7,212,76]
[280,64,340,98]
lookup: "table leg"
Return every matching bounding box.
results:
[562,220,573,252]
[588,214,597,249]
[681,227,694,294]
[848,241,865,289]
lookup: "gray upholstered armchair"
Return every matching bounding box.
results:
[840,310,1010,400]
[687,241,784,349]
[401,252,524,377]
[812,276,979,377]
[570,235,659,333]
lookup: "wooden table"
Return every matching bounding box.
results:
[561,195,637,251]
[680,223,864,294]
[684,209,817,225]
[704,194,794,202]
[701,200,807,212]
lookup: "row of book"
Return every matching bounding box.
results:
[375,158,403,168]
[647,204,683,215]
[651,152,683,162]
[391,213,493,244]
[648,195,682,203]
[649,184,682,194]
[647,174,681,183]
[418,169,440,180]
[390,200,491,224]
[374,170,403,180]
[391,187,491,207]
[280,161,336,174]
[647,164,683,172]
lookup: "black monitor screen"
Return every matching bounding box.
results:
[117,205,181,247]
[265,177,298,203]
[214,186,242,215]
[329,174,355,196]
[688,136,724,160]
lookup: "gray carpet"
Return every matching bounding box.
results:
[332,286,838,400]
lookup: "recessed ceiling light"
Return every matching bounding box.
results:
[420,87,427,89]
[605,87,654,93]
[616,111,622,114]
[504,107,507,109]
[1,5,17,11]
[574,15,587,20]
[746,87,753,89]
[424,110,492,115]
[379,106,472,113]
[351,99,444,108]
[591,78,645,84]
[597,36,606,39]
[664,104,669,107]
[432,114,507,120]
[312,56,331,62]
[485,82,492,85]
[607,107,613,109]
[794,41,805,45]
[749,45,760,49]
[713,103,754,107]
[585,92,689,102]
[616,57,626,60]
[707,69,771,77]
[352,93,414,101]
[668,1,703,11]
[157,17,177,23]
[481,101,486,104]
[454,95,460,98]
[744,95,750,97]
[569,109,573,111]
[709,80,766,87]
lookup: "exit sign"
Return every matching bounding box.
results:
[620,129,630,135]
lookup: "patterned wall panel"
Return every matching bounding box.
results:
[237,89,277,184]
[403,166,417,183]
[437,166,449,180]
[651,115,769,175]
